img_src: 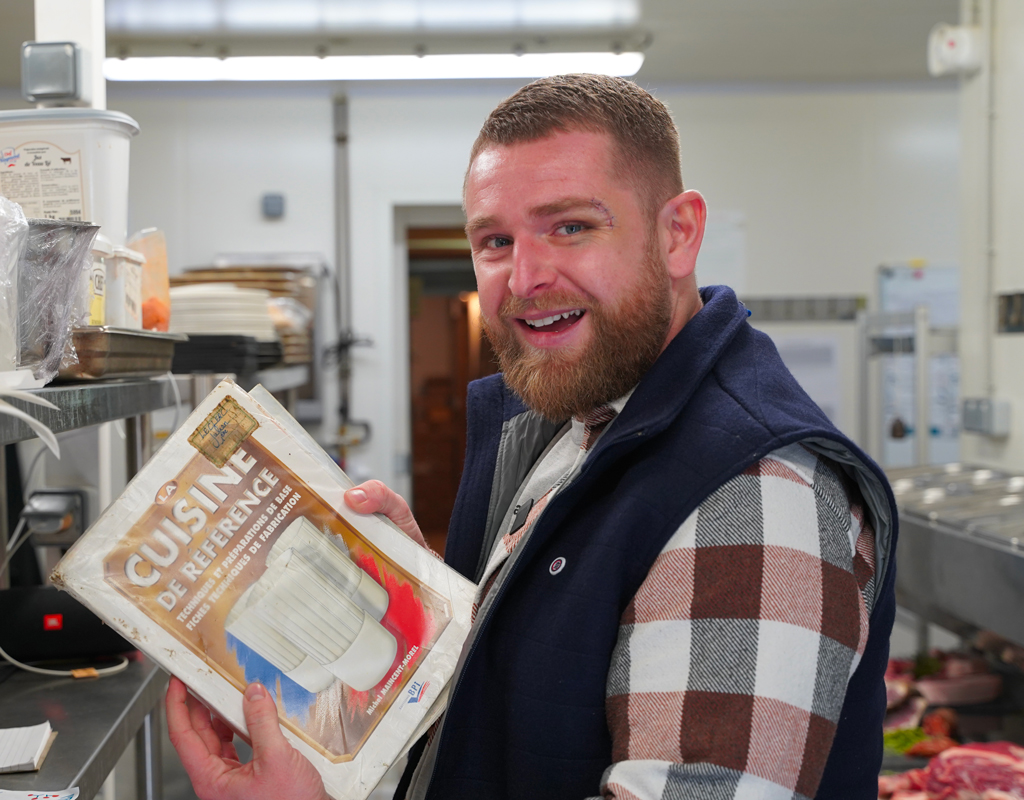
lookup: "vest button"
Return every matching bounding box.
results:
[549,557,566,575]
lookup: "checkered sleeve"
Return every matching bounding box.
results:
[593,444,877,800]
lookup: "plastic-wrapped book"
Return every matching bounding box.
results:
[52,381,476,800]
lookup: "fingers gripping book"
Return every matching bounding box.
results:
[52,381,476,800]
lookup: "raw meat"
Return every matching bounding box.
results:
[878,742,1024,800]
[922,709,958,738]
[888,675,914,709]
[880,769,928,797]
[885,697,929,732]
[916,673,1003,706]
[924,742,1024,798]
[905,736,958,758]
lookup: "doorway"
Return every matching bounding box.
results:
[408,227,499,554]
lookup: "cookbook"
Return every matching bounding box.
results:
[53,381,475,799]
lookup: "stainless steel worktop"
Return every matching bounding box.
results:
[0,656,168,800]
[890,463,1024,648]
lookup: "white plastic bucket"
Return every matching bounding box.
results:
[107,244,144,329]
[0,108,139,246]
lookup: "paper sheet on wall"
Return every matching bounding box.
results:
[878,264,959,327]
[697,210,746,293]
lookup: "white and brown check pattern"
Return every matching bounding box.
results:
[596,443,876,800]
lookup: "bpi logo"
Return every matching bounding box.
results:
[405,680,430,704]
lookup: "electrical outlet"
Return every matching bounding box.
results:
[962,398,1011,438]
[23,489,88,547]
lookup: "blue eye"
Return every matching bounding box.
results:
[559,223,585,235]
[486,236,512,249]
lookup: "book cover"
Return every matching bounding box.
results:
[53,381,476,799]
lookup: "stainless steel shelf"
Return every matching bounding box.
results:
[0,378,181,446]
[0,366,311,448]
[0,657,168,800]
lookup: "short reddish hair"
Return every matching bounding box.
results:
[468,74,684,215]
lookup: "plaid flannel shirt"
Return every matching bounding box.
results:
[463,426,876,800]
[595,442,877,800]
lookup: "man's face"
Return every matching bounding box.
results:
[464,130,673,421]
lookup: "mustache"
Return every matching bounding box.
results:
[497,290,594,318]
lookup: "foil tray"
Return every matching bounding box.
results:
[57,327,188,381]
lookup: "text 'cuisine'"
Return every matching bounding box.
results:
[123,448,280,607]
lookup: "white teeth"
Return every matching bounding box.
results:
[525,310,582,328]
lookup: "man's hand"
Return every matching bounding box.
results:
[345,480,427,549]
[166,676,329,800]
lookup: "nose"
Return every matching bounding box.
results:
[508,238,557,299]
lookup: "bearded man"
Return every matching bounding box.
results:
[168,74,898,800]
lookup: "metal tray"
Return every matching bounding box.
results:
[57,327,188,381]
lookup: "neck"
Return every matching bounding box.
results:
[660,278,704,353]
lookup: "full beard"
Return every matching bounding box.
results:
[482,245,673,422]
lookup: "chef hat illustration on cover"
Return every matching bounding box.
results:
[225,516,397,693]
[267,517,390,621]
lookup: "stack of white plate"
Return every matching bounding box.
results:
[169,283,277,342]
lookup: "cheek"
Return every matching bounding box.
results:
[474,270,506,317]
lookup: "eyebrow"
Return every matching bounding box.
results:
[531,197,613,222]
[465,197,613,238]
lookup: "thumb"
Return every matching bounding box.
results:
[242,682,291,765]
[345,480,426,548]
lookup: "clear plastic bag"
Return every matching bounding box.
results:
[0,197,28,373]
[128,227,170,331]
[267,296,313,334]
[18,218,99,383]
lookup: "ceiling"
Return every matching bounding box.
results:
[2,0,961,91]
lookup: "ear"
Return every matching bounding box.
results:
[658,189,706,280]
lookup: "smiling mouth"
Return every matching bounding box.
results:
[521,310,584,334]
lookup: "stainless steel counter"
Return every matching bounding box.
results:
[891,463,1024,648]
[0,656,168,800]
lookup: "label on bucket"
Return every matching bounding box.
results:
[0,140,87,223]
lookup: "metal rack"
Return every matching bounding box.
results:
[0,366,310,800]
[0,379,181,446]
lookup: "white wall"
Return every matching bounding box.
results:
[660,86,960,296]
[959,0,1024,469]
[344,81,960,492]
[108,84,336,272]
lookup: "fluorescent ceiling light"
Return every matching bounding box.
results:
[103,52,644,81]
[106,0,639,34]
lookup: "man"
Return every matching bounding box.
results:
[168,74,897,800]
